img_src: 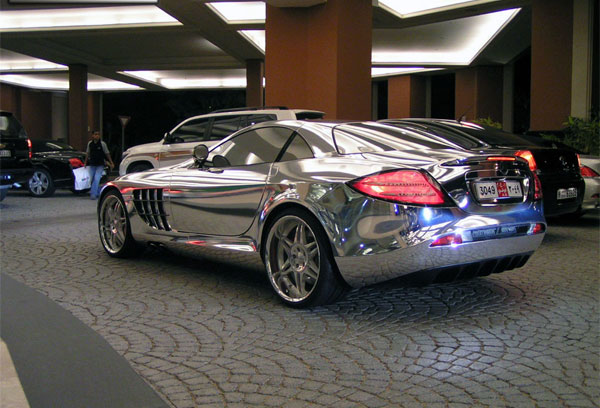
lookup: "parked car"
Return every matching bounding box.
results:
[0,111,33,201]
[98,120,546,308]
[27,139,89,197]
[28,139,107,197]
[579,155,600,212]
[382,119,585,217]
[119,107,324,176]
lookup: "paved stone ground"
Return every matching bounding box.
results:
[1,189,598,408]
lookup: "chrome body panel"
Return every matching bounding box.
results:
[101,120,546,290]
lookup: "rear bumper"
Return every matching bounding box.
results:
[539,175,585,216]
[335,233,544,287]
[582,177,600,211]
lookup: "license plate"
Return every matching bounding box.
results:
[557,187,577,200]
[475,180,522,200]
[0,150,11,158]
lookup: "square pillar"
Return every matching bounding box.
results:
[68,64,88,151]
[530,0,573,131]
[388,75,426,119]
[246,59,265,107]
[265,0,372,120]
[455,66,503,123]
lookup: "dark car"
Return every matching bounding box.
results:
[382,119,584,217]
[28,139,87,197]
[0,111,33,201]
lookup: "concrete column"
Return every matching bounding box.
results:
[455,66,503,123]
[503,62,515,132]
[246,59,264,107]
[571,0,594,119]
[388,75,426,119]
[68,64,88,151]
[265,0,372,119]
[530,0,573,131]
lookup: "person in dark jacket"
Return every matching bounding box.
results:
[83,130,114,200]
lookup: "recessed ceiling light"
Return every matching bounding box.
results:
[0,74,140,91]
[379,0,500,18]
[207,2,266,24]
[122,70,247,89]
[0,6,180,31]
[239,30,266,52]
[372,8,519,65]
[371,67,443,77]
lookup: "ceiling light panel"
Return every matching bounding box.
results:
[371,67,443,77]
[239,30,266,52]
[0,74,139,91]
[122,70,247,89]
[379,0,500,18]
[207,2,266,24]
[0,6,180,31]
[372,8,519,65]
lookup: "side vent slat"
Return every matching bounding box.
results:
[132,188,171,231]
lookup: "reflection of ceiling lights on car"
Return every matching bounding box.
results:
[207,2,266,24]
[379,0,500,18]
[0,6,180,31]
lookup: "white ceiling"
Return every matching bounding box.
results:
[0,0,531,91]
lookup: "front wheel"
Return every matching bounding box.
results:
[29,168,55,197]
[98,191,140,258]
[264,208,348,308]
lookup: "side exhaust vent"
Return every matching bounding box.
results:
[132,188,171,231]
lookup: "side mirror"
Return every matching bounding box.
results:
[163,132,170,144]
[193,144,209,166]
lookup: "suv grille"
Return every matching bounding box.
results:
[132,188,171,231]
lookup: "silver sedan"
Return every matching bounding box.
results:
[98,121,546,307]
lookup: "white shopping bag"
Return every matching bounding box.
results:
[73,167,91,190]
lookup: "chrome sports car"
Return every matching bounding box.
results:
[98,121,546,307]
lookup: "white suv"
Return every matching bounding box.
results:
[119,107,324,175]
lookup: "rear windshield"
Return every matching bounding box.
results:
[0,115,27,139]
[443,123,541,148]
[33,140,76,152]
[333,122,453,154]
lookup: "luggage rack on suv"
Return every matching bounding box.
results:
[210,106,289,113]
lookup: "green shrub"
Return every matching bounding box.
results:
[472,117,502,129]
[562,116,599,156]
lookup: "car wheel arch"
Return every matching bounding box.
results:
[127,161,154,174]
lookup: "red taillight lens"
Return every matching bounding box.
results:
[516,150,537,172]
[27,139,32,159]
[430,233,463,247]
[487,156,516,161]
[349,170,447,205]
[532,223,546,235]
[69,158,84,168]
[532,172,543,200]
[580,165,599,178]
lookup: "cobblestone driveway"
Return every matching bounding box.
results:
[1,190,598,407]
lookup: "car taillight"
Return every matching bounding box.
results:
[69,158,84,168]
[515,150,537,172]
[27,139,32,159]
[580,165,599,178]
[532,172,543,200]
[349,170,448,205]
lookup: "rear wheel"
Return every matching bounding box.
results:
[264,208,348,308]
[0,188,7,202]
[98,191,140,258]
[29,168,55,197]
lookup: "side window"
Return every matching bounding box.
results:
[246,114,277,127]
[169,118,210,144]
[208,115,241,141]
[279,134,313,161]
[211,127,294,167]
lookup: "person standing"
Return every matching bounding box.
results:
[84,130,114,200]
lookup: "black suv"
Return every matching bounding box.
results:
[0,111,33,201]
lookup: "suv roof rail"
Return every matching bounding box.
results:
[210,106,289,113]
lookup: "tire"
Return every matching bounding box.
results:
[28,168,55,197]
[263,207,348,308]
[0,188,7,202]
[98,190,140,258]
[128,163,153,174]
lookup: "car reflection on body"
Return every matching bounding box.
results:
[97,120,546,308]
